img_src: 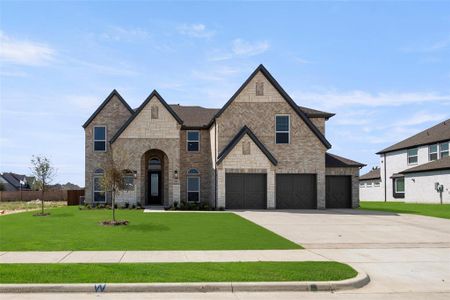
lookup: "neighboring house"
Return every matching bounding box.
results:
[83,65,364,209]
[359,168,382,201]
[0,172,34,191]
[360,119,450,203]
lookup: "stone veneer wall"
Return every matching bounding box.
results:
[311,118,325,135]
[179,129,214,206]
[217,135,276,208]
[216,71,327,208]
[325,167,360,208]
[84,95,133,203]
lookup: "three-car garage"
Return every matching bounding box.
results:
[224,173,353,209]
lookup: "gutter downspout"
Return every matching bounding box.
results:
[384,153,387,202]
[215,120,218,209]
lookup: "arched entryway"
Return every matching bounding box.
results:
[141,149,169,206]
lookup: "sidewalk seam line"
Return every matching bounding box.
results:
[119,251,126,263]
[57,251,73,263]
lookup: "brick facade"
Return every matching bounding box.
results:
[84,65,361,209]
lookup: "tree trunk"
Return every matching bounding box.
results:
[112,190,116,222]
[41,188,44,215]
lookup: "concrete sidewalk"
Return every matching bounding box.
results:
[0,249,328,264]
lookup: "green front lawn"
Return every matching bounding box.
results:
[0,207,299,251]
[360,201,450,219]
[0,262,356,283]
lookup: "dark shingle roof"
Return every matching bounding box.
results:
[298,106,334,119]
[169,105,219,128]
[167,105,333,128]
[377,119,450,154]
[217,126,278,165]
[400,156,450,174]
[359,168,381,181]
[0,172,28,189]
[325,153,365,168]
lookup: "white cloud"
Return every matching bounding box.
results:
[231,38,270,56]
[0,31,56,66]
[392,111,447,127]
[100,26,149,42]
[177,23,215,38]
[293,90,450,109]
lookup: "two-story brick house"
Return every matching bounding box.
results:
[360,119,450,203]
[83,65,364,209]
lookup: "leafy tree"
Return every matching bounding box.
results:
[100,155,129,223]
[30,155,56,215]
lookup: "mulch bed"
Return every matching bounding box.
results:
[99,220,129,226]
[33,213,50,217]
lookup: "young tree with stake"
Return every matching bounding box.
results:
[30,155,56,216]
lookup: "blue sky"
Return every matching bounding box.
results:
[1,1,450,186]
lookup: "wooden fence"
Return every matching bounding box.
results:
[0,189,85,206]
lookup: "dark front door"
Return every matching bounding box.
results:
[148,171,162,205]
[326,175,352,208]
[276,174,317,209]
[225,173,266,209]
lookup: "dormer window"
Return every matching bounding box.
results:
[440,142,449,158]
[93,126,106,152]
[407,148,418,165]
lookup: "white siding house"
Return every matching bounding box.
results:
[360,119,450,203]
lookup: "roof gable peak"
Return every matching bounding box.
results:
[82,89,133,128]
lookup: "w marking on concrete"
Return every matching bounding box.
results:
[94,283,106,292]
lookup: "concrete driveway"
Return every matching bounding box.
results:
[235,209,450,297]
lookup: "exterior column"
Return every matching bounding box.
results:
[317,171,326,209]
[267,170,275,209]
[217,168,226,208]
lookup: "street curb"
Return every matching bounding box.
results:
[0,268,370,293]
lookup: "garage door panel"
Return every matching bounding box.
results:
[326,176,351,208]
[225,174,266,209]
[276,174,317,209]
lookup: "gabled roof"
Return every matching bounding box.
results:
[400,156,450,174]
[377,119,450,154]
[110,90,183,143]
[359,168,381,181]
[82,89,134,128]
[216,125,278,166]
[0,172,28,189]
[209,64,332,149]
[325,153,366,168]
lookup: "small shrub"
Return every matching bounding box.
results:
[124,202,129,209]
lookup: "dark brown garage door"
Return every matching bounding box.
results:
[326,176,352,208]
[276,174,317,209]
[225,173,266,209]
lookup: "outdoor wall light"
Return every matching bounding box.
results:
[174,170,178,179]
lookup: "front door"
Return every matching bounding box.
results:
[148,171,162,204]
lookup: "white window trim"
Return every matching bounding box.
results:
[275,115,290,144]
[187,130,200,152]
[187,176,200,202]
[123,175,135,192]
[407,148,418,165]
[374,181,380,187]
[93,175,107,203]
[360,182,365,188]
[429,144,438,161]
[439,141,449,158]
[394,178,405,194]
[93,125,107,152]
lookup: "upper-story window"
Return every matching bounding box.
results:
[275,115,290,144]
[187,131,200,152]
[93,126,106,152]
[407,148,418,165]
[429,144,438,161]
[440,141,449,158]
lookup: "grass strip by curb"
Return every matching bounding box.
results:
[359,201,450,219]
[0,262,357,283]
